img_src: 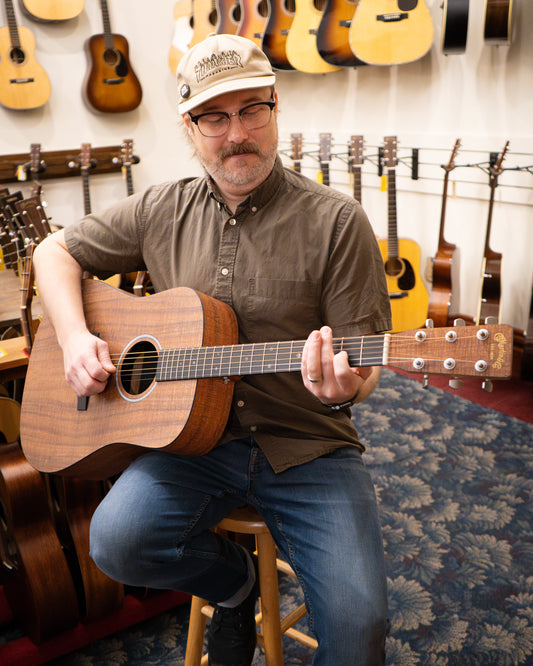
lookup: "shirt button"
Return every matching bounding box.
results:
[221,267,229,276]
[228,218,236,226]
[237,400,245,407]
[251,206,257,213]
[250,425,257,432]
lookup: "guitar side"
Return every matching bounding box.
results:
[378,237,430,331]
[349,0,434,65]
[20,280,238,479]
[83,33,142,113]
[19,0,84,21]
[0,25,51,110]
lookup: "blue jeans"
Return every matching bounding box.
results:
[90,438,388,665]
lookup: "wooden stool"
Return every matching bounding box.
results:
[184,505,318,666]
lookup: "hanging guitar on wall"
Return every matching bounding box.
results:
[441,0,470,55]
[483,0,514,45]
[348,135,363,204]
[316,0,366,68]
[378,136,429,332]
[0,0,51,110]
[262,0,295,70]
[19,0,84,22]
[83,0,142,113]
[168,0,193,75]
[318,133,332,186]
[427,138,461,327]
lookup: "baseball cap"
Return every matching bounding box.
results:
[177,34,276,114]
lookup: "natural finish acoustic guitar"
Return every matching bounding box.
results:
[19,0,84,21]
[168,0,193,75]
[378,136,429,332]
[84,0,142,113]
[0,0,51,109]
[20,279,513,479]
[349,0,434,65]
[285,0,340,73]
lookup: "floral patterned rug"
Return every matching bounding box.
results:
[15,370,533,664]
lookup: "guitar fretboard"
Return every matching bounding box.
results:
[387,167,399,259]
[5,0,21,49]
[100,0,114,49]
[156,336,388,382]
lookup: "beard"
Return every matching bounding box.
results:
[196,135,278,189]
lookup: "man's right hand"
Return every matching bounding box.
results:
[61,330,116,397]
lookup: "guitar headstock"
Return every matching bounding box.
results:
[490,140,510,179]
[383,136,397,169]
[290,133,302,162]
[14,196,52,244]
[80,143,93,172]
[121,139,133,167]
[387,323,513,380]
[349,135,364,170]
[319,133,332,164]
[444,138,461,172]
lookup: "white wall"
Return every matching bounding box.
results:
[1,0,532,330]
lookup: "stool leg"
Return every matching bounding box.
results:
[256,532,283,666]
[185,596,209,666]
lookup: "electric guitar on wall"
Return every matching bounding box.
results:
[84,0,142,113]
[0,0,51,109]
[19,0,84,22]
[427,138,461,328]
[349,0,434,66]
[441,0,469,55]
[19,278,513,479]
[261,0,295,70]
[285,0,341,73]
[378,136,429,332]
[316,0,366,67]
[475,141,509,326]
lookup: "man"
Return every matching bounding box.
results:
[33,34,391,665]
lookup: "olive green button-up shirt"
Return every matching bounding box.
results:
[65,156,391,472]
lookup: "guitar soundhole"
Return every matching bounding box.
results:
[385,257,404,278]
[10,48,25,65]
[103,48,120,67]
[118,340,157,397]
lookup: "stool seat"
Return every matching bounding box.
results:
[184,505,317,666]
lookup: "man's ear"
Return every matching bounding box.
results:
[182,114,193,137]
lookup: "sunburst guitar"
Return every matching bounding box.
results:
[237,0,269,47]
[378,136,429,332]
[316,0,366,67]
[262,0,295,70]
[285,0,341,73]
[0,0,51,110]
[349,0,434,65]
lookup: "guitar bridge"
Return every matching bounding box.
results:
[103,78,125,85]
[377,13,408,22]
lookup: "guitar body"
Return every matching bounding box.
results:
[0,25,51,110]
[262,0,295,70]
[316,0,366,67]
[0,439,80,643]
[349,0,434,65]
[285,0,341,73]
[21,280,238,479]
[484,0,513,44]
[168,0,193,75]
[378,237,430,331]
[189,0,218,48]
[441,0,469,54]
[19,0,84,21]
[216,0,241,34]
[427,242,459,327]
[84,33,142,113]
[237,0,269,47]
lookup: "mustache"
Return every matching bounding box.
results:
[219,142,261,159]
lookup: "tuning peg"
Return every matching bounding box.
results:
[422,374,430,389]
[453,318,466,327]
[425,318,434,328]
[449,377,463,390]
[482,379,494,393]
[484,316,498,325]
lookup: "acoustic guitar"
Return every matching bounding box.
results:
[290,132,303,173]
[168,0,193,75]
[0,0,51,110]
[262,0,295,70]
[441,0,469,55]
[84,0,142,113]
[316,0,366,67]
[19,0,84,22]
[236,0,269,47]
[378,136,429,332]
[318,133,332,186]
[19,278,513,479]
[349,0,434,66]
[189,0,218,48]
[483,0,514,44]
[216,0,241,34]
[285,0,341,73]
[427,138,461,328]
[349,134,363,204]
[475,141,509,326]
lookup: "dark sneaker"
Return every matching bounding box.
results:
[207,555,260,666]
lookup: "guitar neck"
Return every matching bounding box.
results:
[99,0,114,47]
[4,0,21,48]
[82,170,91,216]
[158,335,386,382]
[352,166,362,203]
[438,169,451,247]
[387,167,399,258]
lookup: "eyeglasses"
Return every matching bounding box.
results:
[188,100,276,138]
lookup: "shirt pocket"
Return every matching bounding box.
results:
[243,277,321,342]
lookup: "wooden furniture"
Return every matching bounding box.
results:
[184,505,317,666]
